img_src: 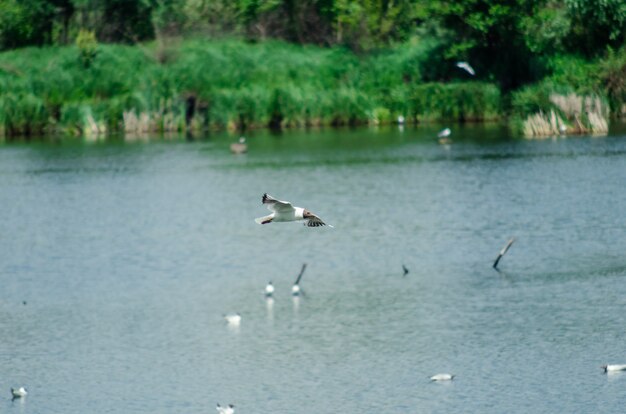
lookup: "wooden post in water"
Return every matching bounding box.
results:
[294,263,307,286]
[493,238,515,269]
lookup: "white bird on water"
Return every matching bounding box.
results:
[437,128,451,138]
[11,387,28,399]
[430,373,455,382]
[216,403,235,414]
[224,313,241,326]
[603,364,626,373]
[456,61,475,76]
[265,281,274,297]
[255,194,332,227]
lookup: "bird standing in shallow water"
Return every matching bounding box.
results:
[255,194,332,227]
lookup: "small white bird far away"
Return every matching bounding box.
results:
[216,403,235,414]
[437,128,451,138]
[603,364,626,373]
[456,61,475,76]
[11,387,28,399]
[255,194,332,227]
[430,373,455,381]
[224,313,241,326]
[265,281,274,297]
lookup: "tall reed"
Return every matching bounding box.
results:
[0,38,504,138]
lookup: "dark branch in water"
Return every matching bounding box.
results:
[493,238,515,269]
[295,263,307,285]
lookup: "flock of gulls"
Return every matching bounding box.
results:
[212,193,626,411]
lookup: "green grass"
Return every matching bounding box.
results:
[0,37,502,137]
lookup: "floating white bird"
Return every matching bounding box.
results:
[11,387,28,399]
[397,115,405,125]
[255,194,332,227]
[437,128,451,138]
[224,313,241,326]
[430,373,455,382]
[216,403,235,414]
[230,137,247,154]
[265,281,274,297]
[291,284,301,296]
[603,364,626,373]
[456,61,475,76]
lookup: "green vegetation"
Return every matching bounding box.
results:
[0,38,504,136]
[0,0,625,138]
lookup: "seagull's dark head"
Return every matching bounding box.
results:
[303,209,314,218]
[602,365,608,372]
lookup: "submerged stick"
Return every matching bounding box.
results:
[294,263,307,286]
[493,238,515,269]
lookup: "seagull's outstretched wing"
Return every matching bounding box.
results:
[305,214,333,228]
[456,61,475,75]
[262,193,295,213]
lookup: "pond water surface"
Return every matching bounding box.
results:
[1,124,625,413]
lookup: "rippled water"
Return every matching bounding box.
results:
[1,124,625,413]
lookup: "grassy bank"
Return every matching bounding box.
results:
[0,38,623,138]
[0,38,502,137]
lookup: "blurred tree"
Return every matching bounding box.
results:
[565,0,626,56]
[0,0,55,49]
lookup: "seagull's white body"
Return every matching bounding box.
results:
[265,282,274,297]
[430,373,454,381]
[603,364,626,373]
[437,128,451,138]
[224,313,241,326]
[255,194,332,227]
[11,387,27,399]
[292,284,301,296]
[397,115,405,125]
[216,403,235,414]
[456,61,475,75]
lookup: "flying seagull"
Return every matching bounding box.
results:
[255,194,332,227]
[11,387,28,399]
[292,263,307,296]
[216,403,235,414]
[456,61,475,76]
[493,238,515,269]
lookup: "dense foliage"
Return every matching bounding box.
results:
[0,0,625,137]
[1,0,625,87]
